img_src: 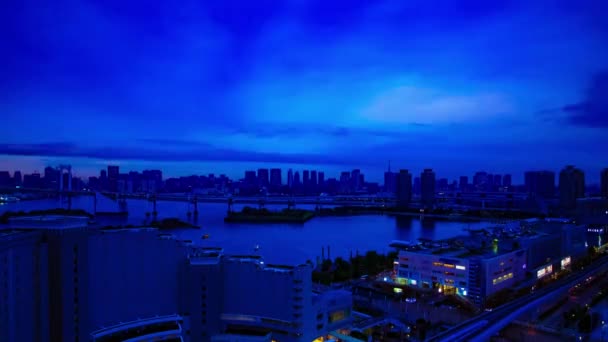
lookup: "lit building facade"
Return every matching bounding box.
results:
[393,243,527,307]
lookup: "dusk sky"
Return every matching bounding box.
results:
[1,0,607,182]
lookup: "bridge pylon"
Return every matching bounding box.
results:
[227,198,233,214]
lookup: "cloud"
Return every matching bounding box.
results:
[0,142,359,166]
[562,71,608,127]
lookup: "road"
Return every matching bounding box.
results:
[428,256,608,342]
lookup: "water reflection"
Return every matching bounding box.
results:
[421,217,436,229]
[0,197,491,264]
[395,215,413,229]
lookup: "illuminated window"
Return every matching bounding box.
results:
[433,262,443,267]
[328,309,349,323]
[493,272,514,285]
[443,264,455,268]
[456,265,466,270]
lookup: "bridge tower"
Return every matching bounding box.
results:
[149,194,158,217]
[57,165,72,208]
[57,164,72,192]
[227,197,234,214]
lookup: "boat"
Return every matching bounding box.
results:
[202,234,210,239]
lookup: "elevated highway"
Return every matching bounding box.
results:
[428,256,608,342]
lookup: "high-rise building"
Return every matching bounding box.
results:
[13,171,22,186]
[601,168,608,198]
[310,170,318,192]
[303,170,310,191]
[503,174,512,188]
[421,169,436,208]
[0,171,10,187]
[339,172,350,194]
[293,171,301,187]
[287,169,294,188]
[473,171,488,191]
[351,169,361,191]
[244,170,257,186]
[318,171,325,191]
[44,166,59,189]
[107,165,119,192]
[270,168,282,189]
[559,165,585,210]
[493,175,502,190]
[257,168,269,188]
[459,176,469,192]
[23,173,42,188]
[396,170,412,208]
[525,171,555,199]
[384,171,396,194]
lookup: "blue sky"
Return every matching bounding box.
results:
[1,0,607,182]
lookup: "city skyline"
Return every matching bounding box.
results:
[1,1,607,179]
[1,161,607,187]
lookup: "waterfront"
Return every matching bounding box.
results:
[0,196,494,264]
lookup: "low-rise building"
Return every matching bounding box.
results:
[392,240,526,307]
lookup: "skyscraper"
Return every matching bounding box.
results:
[493,174,502,190]
[13,171,22,186]
[384,171,396,194]
[503,174,512,188]
[351,169,361,191]
[270,168,282,189]
[293,171,301,188]
[108,165,119,192]
[44,166,59,189]
[257,168,269,188]
[601,168,608,198]
[310,170,318,193]
[559,165,585,210]
[287,169,294,188]
[473,171,488,191]
[302,170,310,193]
[244,171,257,186]
[318,172,325,191]
[459,176,469,192]
[421,169,436,208]
[339,172,350,194]
[396,170,412,208]
[525,171,555,198]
